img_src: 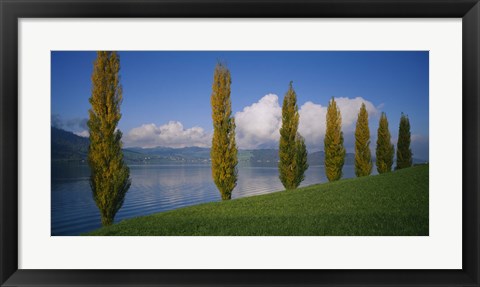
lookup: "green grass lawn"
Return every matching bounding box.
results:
[86,164,429,236]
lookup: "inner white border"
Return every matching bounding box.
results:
[19,19,462,269]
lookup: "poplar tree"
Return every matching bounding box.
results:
[294,133,308,188]
[396,113,413,169]
[354,103,372,177]
[87,51,131,226]
[278,82,308,189]
[210,63,238,200]
[376,112,395,173]
[324,97,346,182]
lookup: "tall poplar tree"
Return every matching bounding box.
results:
[396,113,413,169]
[354,103,372,177]
[324,97,346,182]
[278,82,308,190]
[88,51,131,226]
[210,63,238,200]
[376,112,395,173]
[294,133,308,188]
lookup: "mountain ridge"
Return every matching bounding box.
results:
[52,126,425,165]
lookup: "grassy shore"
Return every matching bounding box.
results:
[87,164,428,236]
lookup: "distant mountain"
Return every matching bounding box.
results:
[51,127,213,164]
[239,150,354,166]
[51,127,426,165]
[310,151,356,166]
[123,146,211,164]
[121,147,358,166]
[51,126,89,161]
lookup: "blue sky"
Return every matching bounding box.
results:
[51,51,429,160]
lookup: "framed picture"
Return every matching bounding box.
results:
[1,0,478,286]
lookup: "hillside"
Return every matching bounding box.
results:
[52,127,425,165]
[51,126,89,161]
[51,127,356,165]
[87,164,429,236]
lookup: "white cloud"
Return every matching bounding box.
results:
[123,96,380,151]
[335,97,379,133]
[74,130,89,138]
[234,94,282,149]
[124,121,211,148]
[235,95,379,150]
[298,101,327,149]
[411,134,428,143]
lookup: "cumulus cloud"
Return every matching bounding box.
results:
[124,121,211,148]
[335,97,379,132]
[234,94,282,149]
[298,101,327,149]
[51,114,88,132]
[51,114,63,128]
[235,94,379,150]
[122,95,381,151]
[74,130,90,138]
[411,134,428,143]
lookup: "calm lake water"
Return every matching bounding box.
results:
[52,163,363,235]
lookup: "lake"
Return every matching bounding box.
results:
[51,163,365,235]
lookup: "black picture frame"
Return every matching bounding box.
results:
[1,0,479,286]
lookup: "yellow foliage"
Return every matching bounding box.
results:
[324,97,346,181]
[354,103,372,177]
[87,51,130,226]
[210,63,238,200]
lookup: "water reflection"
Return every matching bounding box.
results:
[51,163,362,235]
